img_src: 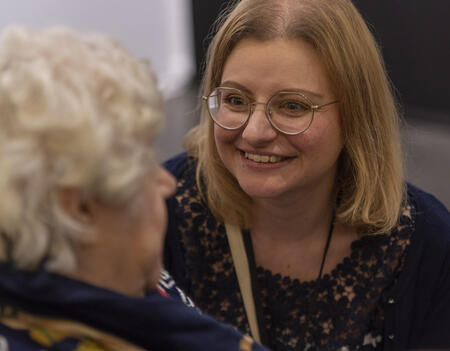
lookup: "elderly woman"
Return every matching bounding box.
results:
[163,0,450,350]
[0,26,267,351]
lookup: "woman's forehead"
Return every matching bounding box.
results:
[220,38,333,100]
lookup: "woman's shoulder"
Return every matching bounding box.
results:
[407,183,450,244]
[396,185,450,348]
[402,183,449,279]
[163,152,197,179]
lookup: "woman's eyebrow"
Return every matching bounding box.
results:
[281,88,324,100]
[220,80,253,95]
[220,80,324,100]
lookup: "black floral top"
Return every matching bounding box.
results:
[164,155,414,351]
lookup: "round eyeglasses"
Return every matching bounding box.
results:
[203,87,339,135]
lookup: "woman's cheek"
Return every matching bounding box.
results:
[214,124,240,144]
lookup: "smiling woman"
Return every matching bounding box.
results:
[163,0,450,350]
[213,38,343,202]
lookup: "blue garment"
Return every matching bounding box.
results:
[0,265,268,351]
[163,152,450,351]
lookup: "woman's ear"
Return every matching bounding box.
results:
[56,188,92,224]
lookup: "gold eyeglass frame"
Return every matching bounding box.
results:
[202,86,339,135]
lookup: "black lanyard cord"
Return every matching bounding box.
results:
[242,229,271,347]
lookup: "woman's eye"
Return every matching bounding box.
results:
[281,101,309,112]
[224,95,246,106]
[279,101,310,115]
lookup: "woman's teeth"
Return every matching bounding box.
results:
[244,152,284,163]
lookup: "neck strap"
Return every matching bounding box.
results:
[225,212,335,348]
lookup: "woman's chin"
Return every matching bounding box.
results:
[238,182,287,200]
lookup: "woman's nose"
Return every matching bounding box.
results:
[241,105,278,145]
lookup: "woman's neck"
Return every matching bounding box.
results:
[248,180,359,281]
[251,181,335,243]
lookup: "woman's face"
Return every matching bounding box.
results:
[214,38,343,203]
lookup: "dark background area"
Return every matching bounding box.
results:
[191,0,230,82]
[354,1,450,123]
[191,0,450,124]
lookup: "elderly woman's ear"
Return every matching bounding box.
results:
[56,188,92,225]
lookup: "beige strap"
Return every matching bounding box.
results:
[225,222,261,343]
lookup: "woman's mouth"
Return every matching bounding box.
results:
[243,151,291,163]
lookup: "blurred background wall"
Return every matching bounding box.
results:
[1,0,448,208]
[0,0,196,98]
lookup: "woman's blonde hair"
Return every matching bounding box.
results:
[185,0,405,233]
[0,27,163,272]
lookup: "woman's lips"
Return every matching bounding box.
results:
[239,150,295,168]
[244,151,287,163]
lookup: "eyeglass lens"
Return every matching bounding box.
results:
[207,87,314,134]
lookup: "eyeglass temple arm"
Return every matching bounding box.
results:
[313,100,339,110]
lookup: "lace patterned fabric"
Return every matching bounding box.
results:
[170,162,413,351]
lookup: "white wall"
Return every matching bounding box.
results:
[0,0,195,99]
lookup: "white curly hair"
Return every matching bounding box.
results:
[0,26,164,273]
